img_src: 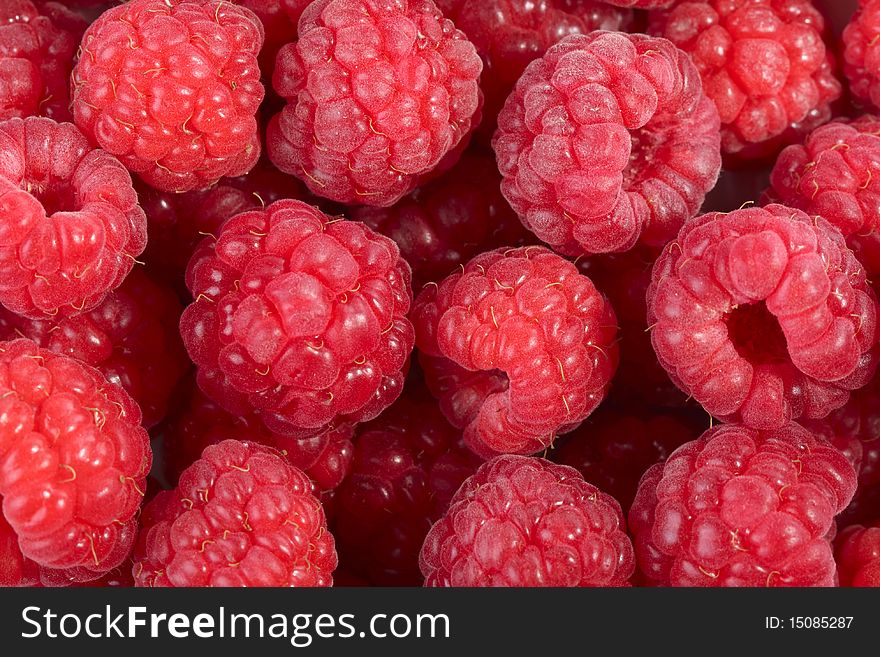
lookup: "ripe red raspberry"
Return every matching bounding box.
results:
[412,246,618,457]
[493,31,722,256]
[0,116,147,320]
[0,339,152,585]
[70,0,265,193]
[835,521,880,586]
[420,454,634,586]
[650,0,841,158]
[647,204,879,430]
[333,376,481,585]
[629,422,857,586]
[351,148,532,288]
[267,0,483,207]
[0,269,187,429]
[0,1,86,121]
[843,0,880,110]
[162,377,354,492]
[134,439,336,586]
[179,198,415,439]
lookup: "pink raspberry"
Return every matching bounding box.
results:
[493,31,722,256]
[420,454,634,586]
[0,116,147,320]
[629,422,857,586]
[179,198,415,439]
[844,0,880,110]
[351,148,533,288]
[412,246,618,456]
[647,204,878,430]
[71,0,265,193]
[0,1,86,121]
[267,0,483,207]
[0,339,152,585]
[650,0,841,158]
[333,376,482,585]
[835,521,880,586]
[133,439,336,587]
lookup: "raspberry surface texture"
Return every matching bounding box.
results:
[647,204,878,429]
[420,454,634,586]
[0,269,187,429]
[629,422,857,586]
[267,0,483,207]
[0,1,86,121]
[351,148,532,288]
[492,31,722,256]
[133,439,337,586]
[179,198,415,439]
[835,521,880,586]
[0,339,152,585]
[412,246,618,456]
[71,0,265,193]
[0,116,147,319]
[844,0,880,110]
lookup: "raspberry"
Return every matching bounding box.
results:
[162,377,354,492]
[333,376,481,585]
[0,1,86,121]
[412,246,618,456]
[351,148,532,288]
[70,0,265,193]
[650,0,841,158]
[646,204,878,430]
[239,0,311,77]
[0,339,152,585]
[835,521,880,586]
[629,422,857,586]
[0,116,147,320]
[420,454,634,586]
[267,0,483,207]
[179,198,415,439]
[844,0,880,110]
[134,439,336,586]
[0,269,186,429]
[493,31,722,256]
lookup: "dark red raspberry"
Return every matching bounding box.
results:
[493,31,722,256]
[650,0,841,159]
[267,0,483,207]
[629,422,857,586]
[179,198,415,439]
[647,204,878,430]
[0,116,147,320]
[0,339,152,585]
[0,268,187,429]
[835,521,880,586]
[162,377,354,492]
[351,148,532,288]
[133,439,336,586]
[333,376,481,585]
[412,246,618,457]
[0,1,86,121]
[844,0,880,110]
[239,0,311,78]
[71,0,265,193]
[420,454,634,586]
[552,406,699,512]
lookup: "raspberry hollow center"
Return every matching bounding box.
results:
[726,301,788,364]
[24,180,77,215]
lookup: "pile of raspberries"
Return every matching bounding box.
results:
[2,0,880,589]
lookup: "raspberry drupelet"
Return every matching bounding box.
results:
[351,148,532,288]
[70,0,265,193]
[267,0,483,207]
[492,31,722,256]
[650,0,841,159]
[179,198,415,439]
[412,246,618,457]
[0,339,152,586]
[420,454,634,586]
[629,422,857,587]
[844,0,880,110]
[835,521,880,586]
[0,116,147,320]
[0,1,86,121]
[0,269,187,429]
[647,204,878,430]
[133,439,337,587]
